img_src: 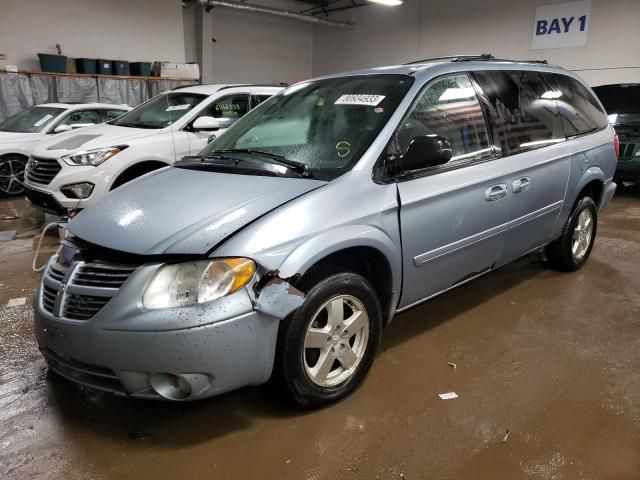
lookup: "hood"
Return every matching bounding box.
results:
[0,131,40,145]
[31,123,158,155]
[67,167,325,255]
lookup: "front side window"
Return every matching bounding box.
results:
[550,74,608,136]
[56,109,102,128]
[202,94,250,119]
[474,70,563,155]
[390,73,491,162]
[0,106,64,133]
[195,75,414,180]
[112,92,207,129]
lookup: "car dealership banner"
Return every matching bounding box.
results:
[532,0,591,50]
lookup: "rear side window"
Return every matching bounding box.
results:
[547,73,608,136]
[251,95,272,109]
[474,70,563,155]
[391,73,491,162]
[103,109,128,121]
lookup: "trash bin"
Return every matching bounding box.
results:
[75,58,97,74]
[97,60,113,75]
[114,60,130,76]
[38,53,67,73]
[130,62,152,76]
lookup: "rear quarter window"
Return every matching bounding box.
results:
[548,73,608,136]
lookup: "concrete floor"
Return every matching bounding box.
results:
[1,192,639,480]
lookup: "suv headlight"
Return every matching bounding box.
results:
[142,258,256,309]
[61,146,126,166]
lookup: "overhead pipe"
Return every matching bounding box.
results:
[199,0,355,29]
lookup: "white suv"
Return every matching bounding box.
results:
[24,84,282,214]
[0,103,130,196]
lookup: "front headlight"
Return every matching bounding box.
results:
[142,258,256,309]
[61,146,126,166]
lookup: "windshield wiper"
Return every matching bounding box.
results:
[214,149,312,177]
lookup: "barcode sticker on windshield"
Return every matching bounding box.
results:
[335,95,385,106]
[166,104,191,112]
[33,114,53,127]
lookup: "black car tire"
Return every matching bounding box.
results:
[276,271,382,408]
[0,155,27,197]
[545,196,598,272]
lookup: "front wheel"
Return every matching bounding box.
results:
[277,272,382,408]
[0,155,27,197]
[545,196,598,271]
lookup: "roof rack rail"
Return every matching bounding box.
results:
[405,54,494,65]
[171,83,285,91]
[453,56,548,64]
[406,54,549,65]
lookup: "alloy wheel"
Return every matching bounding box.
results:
[572,209,594,261]
[303,294,370,387]
[0,158,26,195]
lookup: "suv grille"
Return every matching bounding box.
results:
[26,156,62,185]
[619,143,637,160]
[40,259,137,321]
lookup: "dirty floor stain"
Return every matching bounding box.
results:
[1,191,640,479]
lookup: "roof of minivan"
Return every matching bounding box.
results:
[171,84,282,95]
[311,58,580,83]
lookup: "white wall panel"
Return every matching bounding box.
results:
[313,0,640,86]
[0,0,186,71]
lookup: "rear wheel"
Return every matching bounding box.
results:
[0,155,27,197]
[277,272,381,408]
[545,196,597,271]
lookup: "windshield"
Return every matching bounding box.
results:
[199,75,414,179]
[112,92,207,129]
[593,85,640,126]
[0,106,64,133]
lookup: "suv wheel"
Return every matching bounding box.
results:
[545,196,598,271]
[277,272,381,408]
[0,155,27,197]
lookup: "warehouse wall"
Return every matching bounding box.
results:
[0,0,186,71]
[313,0,640,86]
[187,0,313,85]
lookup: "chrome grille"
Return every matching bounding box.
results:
[40,258,136,321]
[25,156,62,185]
[73,264,136,288]
[41,284,57,315]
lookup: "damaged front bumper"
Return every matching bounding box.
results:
[34,258,304,401]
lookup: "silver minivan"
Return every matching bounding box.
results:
[34,56,618,407]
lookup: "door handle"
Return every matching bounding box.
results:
[484,184,508,202]
[512,176,532,193]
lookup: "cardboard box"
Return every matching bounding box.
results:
[159,62,200,80]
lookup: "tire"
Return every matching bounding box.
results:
[276,271,382,408]
[0,155,27,197]
[111,162,166,190]
[545,196,598,271]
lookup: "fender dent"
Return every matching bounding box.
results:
[250,269,305,320]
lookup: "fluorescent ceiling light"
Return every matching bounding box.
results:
[367,0,403,6]
[439,87,476,101]
[541,90,563,99]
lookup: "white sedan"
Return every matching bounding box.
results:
[0,103,130,196]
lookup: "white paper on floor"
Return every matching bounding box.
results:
[7,297,27,307]
[438,392,458,400]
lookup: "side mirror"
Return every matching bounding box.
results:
[53,124,72,134]
[70,123,95,129]
[192,116,221,131]
[388,135,452,175]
